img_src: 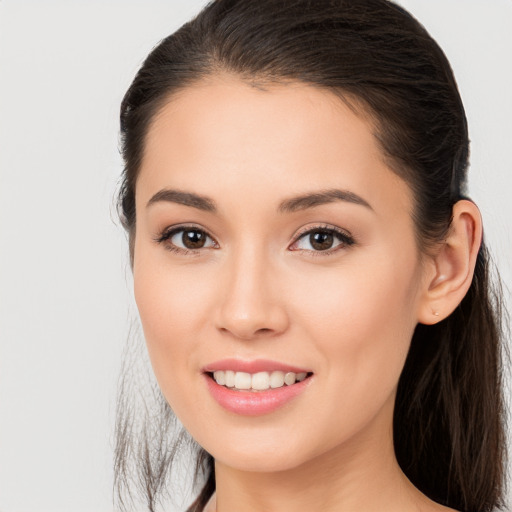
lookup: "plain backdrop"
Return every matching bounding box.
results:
[0,1,510,511]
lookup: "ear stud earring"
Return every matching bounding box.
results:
[432,310,440,317]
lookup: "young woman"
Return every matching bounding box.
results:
[115,1,508,511]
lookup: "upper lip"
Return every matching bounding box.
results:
[202,358,312,374]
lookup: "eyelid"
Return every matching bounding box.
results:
[154,224,218,255]
[289,224,355,255]
[154,223,355,256]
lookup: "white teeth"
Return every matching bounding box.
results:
[212,370,309,391]
[270,371,285,388]
[213,370,226,386]
[252,372,270,390]
[225,370,235,388]
[234,372,252,390]
[284,372,296,385]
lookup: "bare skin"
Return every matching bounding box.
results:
[133,74,481,512]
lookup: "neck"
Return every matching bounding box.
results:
[212,396,447,512]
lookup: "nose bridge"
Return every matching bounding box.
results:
[215,238,288,339]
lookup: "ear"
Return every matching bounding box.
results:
[417,200,483,325]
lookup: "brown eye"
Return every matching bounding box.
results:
[309,231,334,251]
[157,226,217,253]
[290,226,355,254]
[181,229,207,249]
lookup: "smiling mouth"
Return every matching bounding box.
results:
[207,370,313,392]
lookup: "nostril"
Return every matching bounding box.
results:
[256,328,272,334]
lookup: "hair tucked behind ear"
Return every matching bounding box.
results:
[394,245,507,511]
[115,1,508,511]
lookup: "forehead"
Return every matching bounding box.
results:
[137,75,412,220]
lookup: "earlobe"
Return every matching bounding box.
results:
[418,200,482,325]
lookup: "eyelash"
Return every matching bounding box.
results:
[291,224,355,256]
[154,224,216,256]
[154,223,355,257]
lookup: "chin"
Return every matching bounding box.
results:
[196,422,343,475]
[214,446,309,473]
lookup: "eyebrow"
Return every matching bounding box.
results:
[146,187,373,213]
[277,188,373,213]
[147,189,216,212]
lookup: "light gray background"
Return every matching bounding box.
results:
[0,1,510,511]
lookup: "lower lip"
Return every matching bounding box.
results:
[204,374,312,416]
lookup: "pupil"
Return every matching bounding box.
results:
[310,231,333,250]
[183,230,205,249]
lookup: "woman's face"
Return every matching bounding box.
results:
[133,76,431,472]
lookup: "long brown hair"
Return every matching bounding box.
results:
[115,1,508,511]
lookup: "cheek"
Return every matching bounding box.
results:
[133,223,216,328]
[133,263,204,433]
[297,254,419,333]
[133,244,226,430]
[135,266,207,343]
[133,244,206,381]
[292,251,421,411]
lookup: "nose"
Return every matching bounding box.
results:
[214,247,289,341]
